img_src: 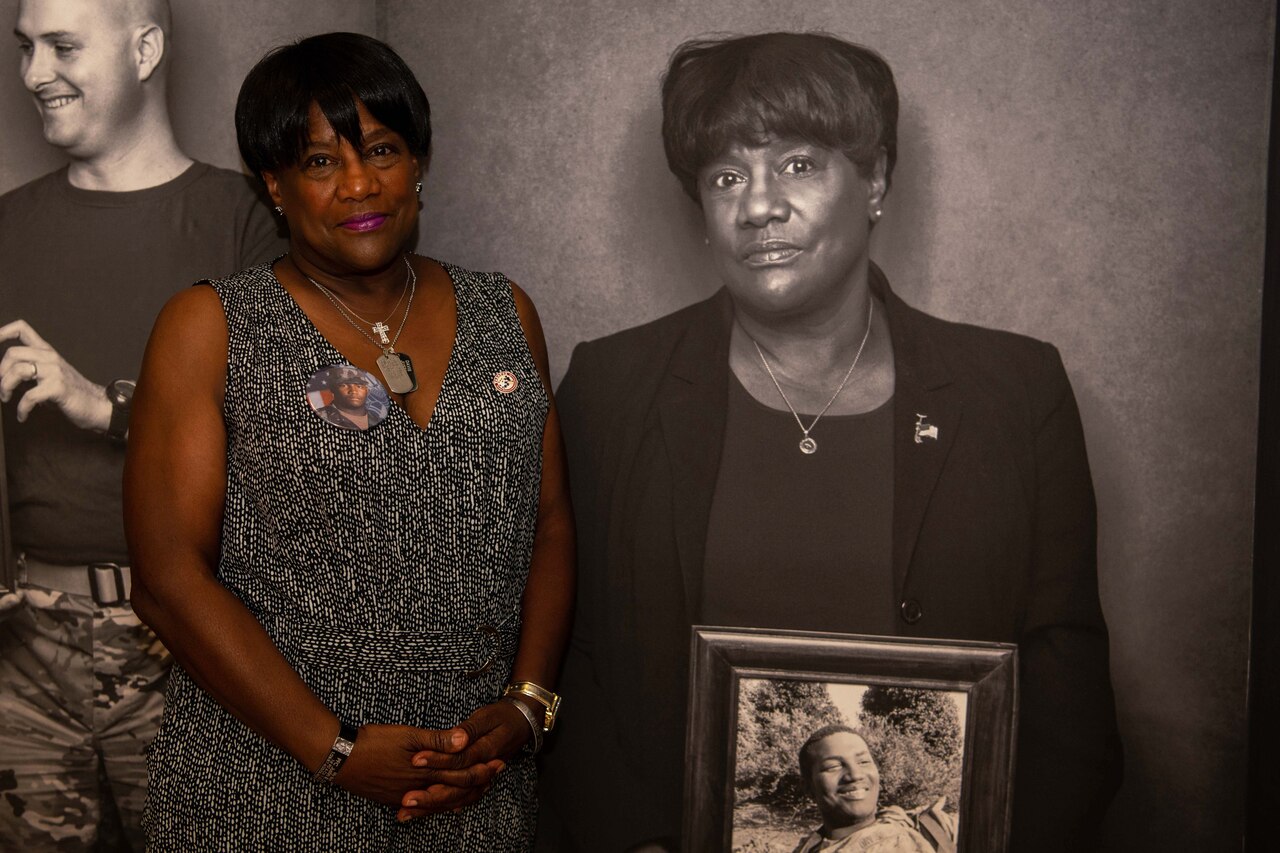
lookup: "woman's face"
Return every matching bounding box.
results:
[698,138,884,321]
[264,100,420,276]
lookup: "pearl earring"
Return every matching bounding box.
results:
[273,205,284,215]
[415,181,422,194]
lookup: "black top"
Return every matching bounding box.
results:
[701,372,895,635]
[0,163,283,563]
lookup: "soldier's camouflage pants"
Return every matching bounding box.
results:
[0,587,170,851]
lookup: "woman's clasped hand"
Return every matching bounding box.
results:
[326,722,500,818]
[390,699,536,819]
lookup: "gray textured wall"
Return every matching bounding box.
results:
[391,1,1272,850]
[0,0,1270,849]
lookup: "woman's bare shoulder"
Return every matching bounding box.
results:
[151,283,225,340]
[145,284,228,387]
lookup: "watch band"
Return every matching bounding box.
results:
[105,380,135,441]
[313,721,358,784]
[503,681,561,732]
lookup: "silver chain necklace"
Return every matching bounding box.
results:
[747,297,874,455]
[313,269,410,340]
[303,256,419,394]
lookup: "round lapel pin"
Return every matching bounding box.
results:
[493,371,519,394]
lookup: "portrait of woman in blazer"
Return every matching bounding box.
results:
[540,32,1122,853]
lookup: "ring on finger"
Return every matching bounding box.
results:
[25,361,37,380]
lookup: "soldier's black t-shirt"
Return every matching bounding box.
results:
[0,163,285,564]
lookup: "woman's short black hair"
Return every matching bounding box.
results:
[661,32,897,203]
[236,32,431,177]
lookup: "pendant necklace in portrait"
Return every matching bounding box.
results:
[748,297,874,455]
[304,257,419,394]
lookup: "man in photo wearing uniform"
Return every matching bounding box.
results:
[0,0,284,847]
[314,367,376,431]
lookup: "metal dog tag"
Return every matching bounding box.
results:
[377,351,418,394]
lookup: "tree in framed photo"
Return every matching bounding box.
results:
[859,686,963,816]
[736,679,840,818]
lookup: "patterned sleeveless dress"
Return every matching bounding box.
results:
[143,259,548,851]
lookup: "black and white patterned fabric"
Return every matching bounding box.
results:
[144,259,548,851]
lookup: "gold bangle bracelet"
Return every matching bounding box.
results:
[503,681,561,732]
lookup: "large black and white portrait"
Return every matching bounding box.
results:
[0,1,1271,850]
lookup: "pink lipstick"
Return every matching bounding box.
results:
[340,212,388,232]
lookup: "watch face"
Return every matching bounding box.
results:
[109,379,137,405]
[106,379,136,440]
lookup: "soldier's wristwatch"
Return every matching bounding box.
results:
[106,380,136,441]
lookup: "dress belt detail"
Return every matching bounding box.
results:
[259,612,520,676]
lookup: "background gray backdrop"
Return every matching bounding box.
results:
[1,0,1271,849]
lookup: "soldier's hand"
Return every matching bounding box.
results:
[0,320,111,431]
[0,589,25,623]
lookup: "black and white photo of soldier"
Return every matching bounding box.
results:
[0,0,284,847]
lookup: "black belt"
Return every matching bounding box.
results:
[17,553,132,606]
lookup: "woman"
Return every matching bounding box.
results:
[124,33,573,850]
[540,33,1121,852]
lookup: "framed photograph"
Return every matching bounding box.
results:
[685,627,1018,853]
[0,415,14,593]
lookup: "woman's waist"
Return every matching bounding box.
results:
[214,555,533,615]
[257,608,521,674]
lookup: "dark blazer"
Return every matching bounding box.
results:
[541,267,1122,852]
